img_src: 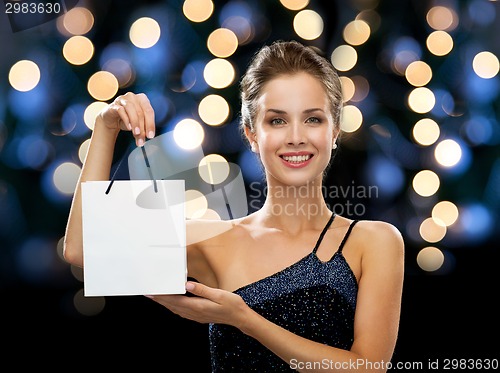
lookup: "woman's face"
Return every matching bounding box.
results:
[247,72,338,188]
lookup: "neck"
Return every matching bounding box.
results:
[258,178,332,231]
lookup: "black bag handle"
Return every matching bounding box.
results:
[105,142,157,194]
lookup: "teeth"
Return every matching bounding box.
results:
[282,155,311,163]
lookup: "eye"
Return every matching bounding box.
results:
[306,117,321,124]
[270,118,286,126]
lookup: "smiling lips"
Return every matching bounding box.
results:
[279,152,314,168]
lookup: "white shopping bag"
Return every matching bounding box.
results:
[81,179,186,296]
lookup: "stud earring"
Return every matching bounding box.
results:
[332,143,338,150]
[251,142,257,152]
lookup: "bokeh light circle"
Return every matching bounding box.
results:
[9,60,41,92]
[412,169,440,197]
[203,58,235,88]
[207,28,238,57]
[340,105,363,133]
[173,119,205,149]
[129,17,161,48]
[183,0,214,23]
[434,139,462,167]
[412,118,440,146]
[417,246,445,272]
[293,9,323,40]
[53,162,81,195]
[198,154,230,185]
[87,71,119,101]
[432,201,459,226]
[63,36,94,65]
[472,51,499,79]
[198,94,230,126]
[331,45,357,72]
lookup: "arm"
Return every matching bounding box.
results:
[149,221,404,372]
[240,221,404,372]
[63,92,156,267]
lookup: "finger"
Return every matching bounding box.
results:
[145,293,219,324]
[136,93,155,139]
[146,294,200,315]
[146,294,181,303]
[112,99,131,130]
[186,281,222,303]
[120,94,144,146]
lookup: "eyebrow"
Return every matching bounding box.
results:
[266,108,325,115]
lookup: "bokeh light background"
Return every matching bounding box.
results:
[1,0,498,368]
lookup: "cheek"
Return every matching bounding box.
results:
[256,135,281,168]
[312,130,334,148]
[257,131,280,150]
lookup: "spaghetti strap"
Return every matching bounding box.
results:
[312,212,336,254]
[338,220,359,254]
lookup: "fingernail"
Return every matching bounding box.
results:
[147,131,154,139]
[186,282,195,291]
[134,127,140,135]
[127,123,132,130]
[137,138,144,147]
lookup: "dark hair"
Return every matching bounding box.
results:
[240,40,343,134]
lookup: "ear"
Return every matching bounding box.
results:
[332,129,340,150]
[244,126,259,153]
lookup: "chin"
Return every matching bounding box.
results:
[272,172,323,188]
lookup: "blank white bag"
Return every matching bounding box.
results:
[81,180,186,296]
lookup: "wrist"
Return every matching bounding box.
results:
[237,304,261,337]
[93,116,120,143]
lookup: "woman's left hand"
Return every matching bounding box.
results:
[146,281,249,328]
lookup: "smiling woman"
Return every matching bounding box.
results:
[63,40,404,372]
[246,72,336,180]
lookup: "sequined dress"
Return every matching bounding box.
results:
[209,213,359,372]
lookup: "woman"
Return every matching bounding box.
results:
[64,40,404,372]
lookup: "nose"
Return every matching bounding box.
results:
[286,122,307,146]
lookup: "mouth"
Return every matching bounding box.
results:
[280,154,312,163]
[279,153,314,168]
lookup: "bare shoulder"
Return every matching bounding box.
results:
[186,217,245,246]
[353,219,405,259]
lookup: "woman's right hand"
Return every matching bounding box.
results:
[98,92,156,147]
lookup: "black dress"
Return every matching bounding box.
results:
[209,213,359,372]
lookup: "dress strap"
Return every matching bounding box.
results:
[338,220,359,254]
[312,212,336,254]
